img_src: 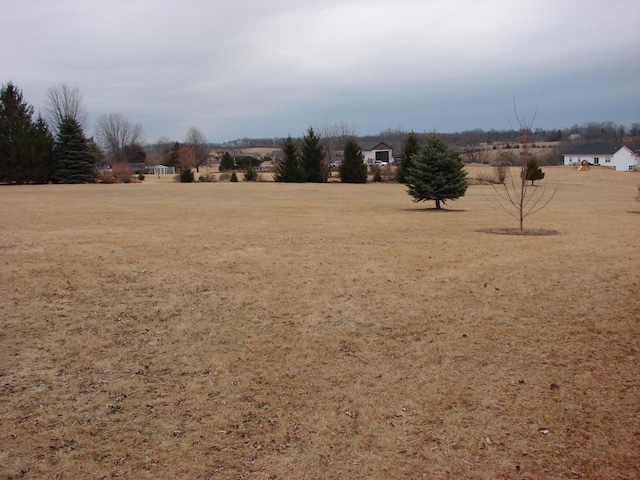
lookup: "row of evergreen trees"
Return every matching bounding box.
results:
[0,82,97,184]
[273,127,368,184]
[274,127,332,183]
[272,127,469,210]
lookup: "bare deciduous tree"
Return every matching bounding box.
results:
[315,119,356,178]
[493,106,558,231]
[96,113,143,164]
[462,141,489,164]
[176,144,197,169]
[184,126,209,172]
[44,83,88,134]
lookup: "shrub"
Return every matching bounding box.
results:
[369,164,380,180]
[111,162,134,183]
[381,165,397,183]
[137,173,145,181]
[474,169,500,185]
[373,171,383,182]
[230,172,238,182]
[198,173,217,182]
[494,162,508,184]
[97,170,118,184]
[178,168,194,183]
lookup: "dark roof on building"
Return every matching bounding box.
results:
[361,141,393,151]
[128,162,148,173]
[562,143,622,155]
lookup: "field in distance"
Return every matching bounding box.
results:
[1,166,638,479]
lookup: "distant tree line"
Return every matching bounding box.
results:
[2,79,637,185]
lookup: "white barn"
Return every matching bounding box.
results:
[362,141,394,166]
[562,144,639,171]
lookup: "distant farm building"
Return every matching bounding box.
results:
[149,165,175,175]
[562,144,639,171]
[362,141,394,166]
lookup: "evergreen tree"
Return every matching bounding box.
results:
[244,165,258,181]
[339,138,367,183]
[300,127,326,182]
[32,116,54,184]
[273,136,305,182]
[219,151,235,171]
[397,131,420,184]
[406,134,468,209]
[0,82,53,184]
[525,158,545,185]
[122,143,147,164]
[178,167,194,183]
[51,117,96,183]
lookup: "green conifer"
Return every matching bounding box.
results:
[273,136,305,182]
[406,134,468,209]
[300,127,326,182]
[51,116,96,183]
[339,138,367,183]
[398,131,420,184]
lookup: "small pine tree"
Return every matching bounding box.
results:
[244,165,258,181]
[230,171,238,182]
[300,127,326,182]
[525,158,545,185]
[51,116,96,183]
[339,138,367,183]
[397,131,420,184]
[406,134,468,209]
[219,151,235,171]
[178,167,194,183]
[273,136,305,182]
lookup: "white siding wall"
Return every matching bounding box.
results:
[564,147,639,171]
[363,149,393,165]
[612,147,639,171]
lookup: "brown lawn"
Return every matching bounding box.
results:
[1,166,639,479]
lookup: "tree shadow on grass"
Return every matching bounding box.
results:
[477,227,560,236]
[401,207,467,213]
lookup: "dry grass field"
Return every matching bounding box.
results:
[1,166,639,479]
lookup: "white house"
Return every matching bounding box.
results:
[362,141,394,165]
[562,144,639,171]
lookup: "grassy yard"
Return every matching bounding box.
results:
[1,166,639,479]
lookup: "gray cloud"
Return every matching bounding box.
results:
[3,0,638,142]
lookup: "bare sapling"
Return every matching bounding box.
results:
[493,106,558,231]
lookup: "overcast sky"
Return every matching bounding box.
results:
[3,0,639,143]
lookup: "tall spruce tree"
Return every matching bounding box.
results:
[339,138,367,183]
[51,117,97,183]
[273,136,305,182]
[0,82,53,184]
[300,127,326,182]
[397,131,420,184]
[406,133,468,209]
